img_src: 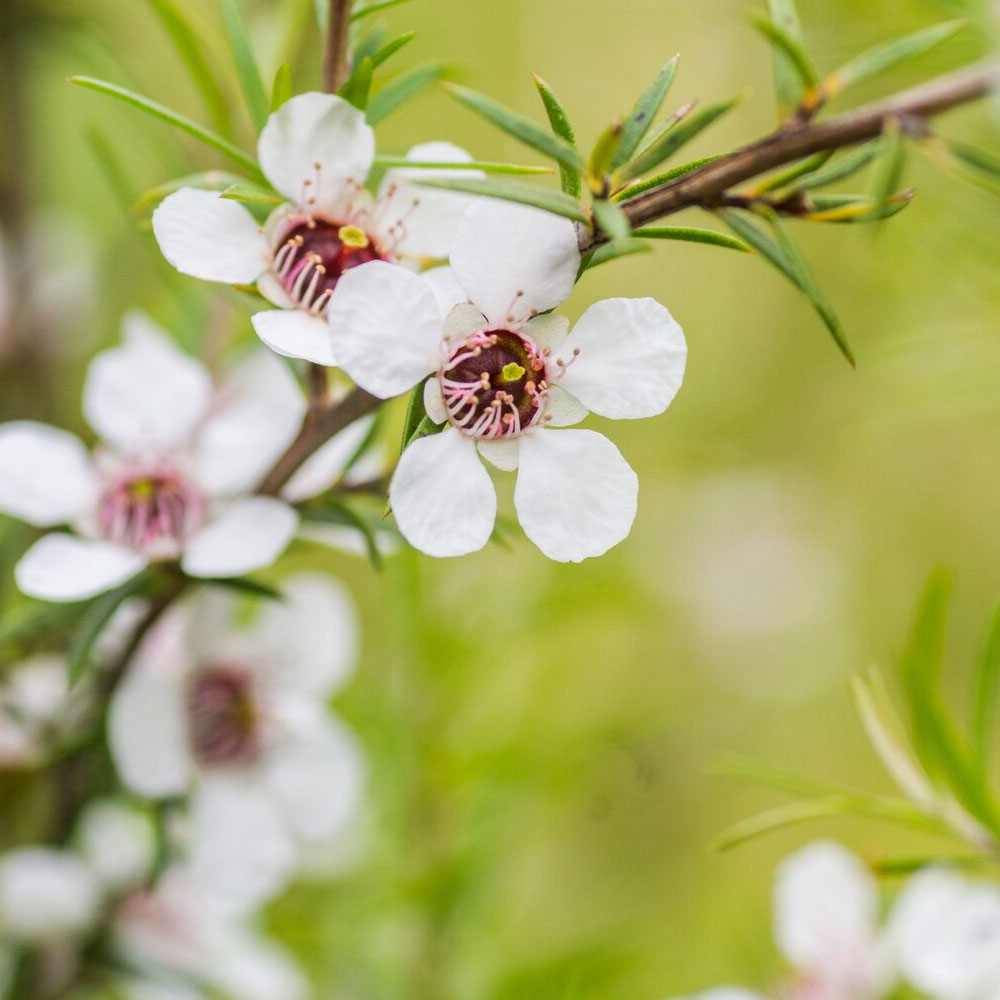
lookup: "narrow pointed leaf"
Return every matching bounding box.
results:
[624,96,741,180]
[220,0,270,131]
[972,601,1000,780]
[202,577,285,601]
[145,0,230,135]
[948,142,1000,181]
[720,208,854,364]
[445,83,583,173]
[748,151,832,195]
[70,77,263,178]
[612,155,721,201]
[633,226,751,252]
[369,30,417,69]
[399,380,430,456]
[271,62,292,111]
[133,170,251,218]
[767,0,806,117]
[351,0,416,22]
[532,73,582,197]
[752,14,818,94]
[591,198,631,240]
[415,177,587,223]
[581,237,651,272]
[303,502,383,570]
[373,156,551,175]
[868,119,906,222]
[795,140,884,190]
[220,182,284,205]
[803,190,913,223]
[587,122,624,193]
[367,62,446,125]
[340,55,374,110]
[612,55,680,169]
[822,20,966,102]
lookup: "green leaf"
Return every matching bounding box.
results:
[767,0,806,117]
[948,141,1000,181]
[612,155,721,201]
[748,151,833,195]
[752,13,818,96]
[612,55,680,169]
[415,177,587,223]
[623,96,741,181]
[369,30,417,70]
[340,55,374,110]
[581,237,651,272]
[794,141,884,190]
[67,573,148,687]
[633,225,751,252]
[220,182,284,205]
[711,753,856,799]
[220,0,270,131]
[822,20,966,102]
[201,577,285,601]
[445,83,584,174]
[720,208,854,364]
[145,0,230,136]
[587,121,624,193]
[591,198,630,240]
[270,62,292,111]
[132,170,251,218]
[868,119,906,223]
[804,190,913,223]
[532,73,583,198]
[69,76,263,179]
[367,62,446,125]
[372,156,551,175]
[303,502,384,570]
[971,601,1000,778]
[399,380,430,456]
[351,0,416,22]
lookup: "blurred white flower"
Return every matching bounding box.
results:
[889,867,1000,1000]
[0,313,376,602]
[109,573,364,912]
[328,198,687,561]
[153,91,478,365]
[774,841,893,1000]
[0,655,67,768]
[74,799,157,895]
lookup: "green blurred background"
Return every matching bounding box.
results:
[3,0,1000,996]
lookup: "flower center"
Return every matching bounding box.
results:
[271,218,388,314]
[186,665,260,769]
[440,328,549,439]
[97,468,204,558]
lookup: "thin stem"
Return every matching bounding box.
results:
[582,59,1000,251]
[258,386,382,495]
[323,0,353,93]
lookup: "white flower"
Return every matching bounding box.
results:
[0,313,373,602]
[0,848,101,943]
[327,197,687,562]
[108,573,364,913]
[0,656,67,768]
[111,867,307,1000]
[774,841,893,1000]
[889,868,1000,1000]
[152,91,479,365]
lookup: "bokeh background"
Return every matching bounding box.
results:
[2,0,1000,996]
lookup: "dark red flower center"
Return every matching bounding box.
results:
[186,665,260,769]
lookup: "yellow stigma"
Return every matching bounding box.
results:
[500,362,526,383]
[338,225,369,249]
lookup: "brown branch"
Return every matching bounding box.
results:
[581,59,1000,252]
[258,386,381,496]
[323,0,353,93]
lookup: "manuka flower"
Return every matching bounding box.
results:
[108,574,364,913]
[0,314,377,602]
[327,198,687,562]
[152,91,478,365]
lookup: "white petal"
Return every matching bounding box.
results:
[450,198,580,324]
[15,535,146,602]
[0,848,101,942]
[775,841,881,987]
[422,265,469,317]
[263,714,364,843]
[326,261,441,398]
[252,308,337,366]
[281,415,373,503]
[152,188,268,283]
[378,142,482,259]
[514,429,637,562]
[558,297,687,419]
[181,498,298,579]
[84,313,212,452]
[477,438,519,471]
[523,312,569,354]
[250,574,358,697]
[75,799,156,892]
[188,775,297,914]
[545,384,588,427]
[208,930,308,1000]
[257,92,374,208]
[423,377,447,425]
[443,303,489,345]
[389,429,495,557]
[108,623,193,798]
[0,422,96,526]
[194,350,306,496]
